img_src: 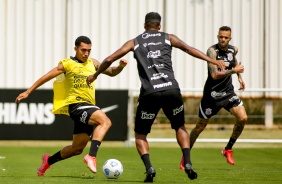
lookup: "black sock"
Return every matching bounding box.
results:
[182,148,192,165]
[89,140,101,157]
[48,151,63,165]
[225,138,236,150]
[141,154,152,171]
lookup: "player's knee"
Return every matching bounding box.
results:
[238,114,248,123]
[102,118,112,129]
[72,147,84,155]
[195,119,208,131]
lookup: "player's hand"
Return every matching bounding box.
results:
[217,60,225,71]
[15,91,29,103]
[86,74,97,86]
[238,80,245,91]
[119,59,128,68]
[234,62,244,73]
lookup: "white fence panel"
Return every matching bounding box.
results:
[0,0,281,98]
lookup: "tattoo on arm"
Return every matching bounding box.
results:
[207,48,216,59]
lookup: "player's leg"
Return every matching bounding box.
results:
[37,122,91,176]
[229,105,247,145]
[190,97,217,149]
[222,96,247,165]
[68,102,111,173]
[134,93,159,182]
[60,133,90,158]
[189,118,209,149]
[84,109,112,173]
[162,88,197,180]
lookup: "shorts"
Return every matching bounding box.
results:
[198,91,243,119]
[134,88,185,135]
[69,102,100,136]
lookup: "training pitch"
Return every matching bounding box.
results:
[0,146,281,184]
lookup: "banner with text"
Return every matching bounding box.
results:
[0,89,128,140]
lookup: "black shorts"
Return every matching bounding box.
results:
[134,88,185,135]
[69,102,100,136]
[198,91,243,119]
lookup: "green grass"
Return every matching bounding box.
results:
[0,147,282,184]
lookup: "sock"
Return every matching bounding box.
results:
[48,151,63,165]
[89,140,101,157]
[141,154,152,171]
[225,138,236,150]
[182,148,192,165]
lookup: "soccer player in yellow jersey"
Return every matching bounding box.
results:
[15,36,127,176]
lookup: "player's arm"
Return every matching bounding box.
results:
[15,63,65,103]
[169,34,225,70]
[87,39,134,84]
[91,58,128,77]
[234,47,245,90]
[206,47,244,80]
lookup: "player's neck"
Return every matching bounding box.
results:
[218,45,228,51]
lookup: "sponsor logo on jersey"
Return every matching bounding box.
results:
[151,73,168,80]
[73,75,93,89]
[143,42,162,47]
[147,50,161,58]
[153,82,172,89]
[0,103,55,125]
[141,111,155,119]
[148,63,164,69]
[227,53,233,61]
[142,33,161,39]
[173,105,183,115]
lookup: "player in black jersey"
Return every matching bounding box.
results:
[186,26,247,166]
[87,12,225,182]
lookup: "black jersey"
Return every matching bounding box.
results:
[203,44,236,100]
[133,30,179,97]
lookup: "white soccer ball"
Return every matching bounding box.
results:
[102,159,123,179]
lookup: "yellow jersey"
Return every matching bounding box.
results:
[52,57,96,116]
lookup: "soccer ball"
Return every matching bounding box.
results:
[102,159,123,179]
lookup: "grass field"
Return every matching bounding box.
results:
[1,129,282,184]
[0,146,282,184]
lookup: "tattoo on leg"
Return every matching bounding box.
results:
[190,120,208,148]
[231,120,245,139]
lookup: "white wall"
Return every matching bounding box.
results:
[0,0,281,97]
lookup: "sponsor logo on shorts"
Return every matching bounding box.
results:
[211,91,226,98]
[80,111,88,123]
[173,105,183,115]
[229,95,240,102]
[141,111,155,119]
[205,108,212,115]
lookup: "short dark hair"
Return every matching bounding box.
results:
[219,26,231,32]
[145,12,161,28]
[75,36,92,46]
